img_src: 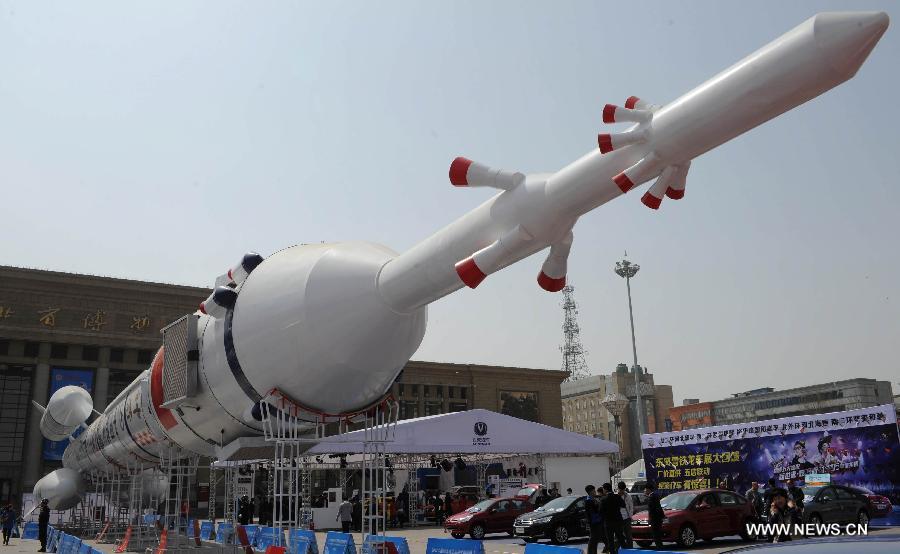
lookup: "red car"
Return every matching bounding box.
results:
[851,486,894,518]
[444,498,532,540]
[631,489,756,548]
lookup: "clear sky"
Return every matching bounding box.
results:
[1,1,898,405]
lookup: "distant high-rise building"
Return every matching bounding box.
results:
[561,363,674,465]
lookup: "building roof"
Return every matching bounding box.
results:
[307,408,618,455]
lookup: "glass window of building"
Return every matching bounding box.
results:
[109,348,124,363]
[82,346,99,362]
[0,364,33,462]
[460,387,467,399]
[423,385,430,397]
[436,385,443,398]
[0,340,8,356]
[397,383,405,397]
[425,401,442,416]
[399,401,419,420]
[449,402,467,412]
[501,391,539,422]
[137,349,153,364]
[24,342,39,358]
[409,384,418,396]
[448,386,455,399]
[50,343,68,359]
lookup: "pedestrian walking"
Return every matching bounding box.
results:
[37,499,50,553]
[644,484,664,550]
[583,486,606,554]
[787,479,805,515]
[768,492,800,543]
[1,504,16,545]
[336,497,353,533]
[617,482,634,549]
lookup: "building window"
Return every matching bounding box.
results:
[109,348,124,364]
[82,346,99,362]
[0,365,33,462]
[409,384,418,397]
[423,385,430,398]
[425,401,442,416]
[137,350,153,365]
[459,387,467,400]
[399,401,419,420]
[449,402,467,412]
[0,340,8,356]
[107,370,137,405]
[500,391,539,422]
[448,387,455,399]
[436,385,443,398]
[397,384,405,397]
[50,343,68,359]
[24,342,39,358]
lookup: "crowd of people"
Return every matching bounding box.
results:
[745,478,806,543]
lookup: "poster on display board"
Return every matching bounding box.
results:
[641,404,900,503]
[42,368,95,460]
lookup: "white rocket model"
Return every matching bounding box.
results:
[33,12,888,509]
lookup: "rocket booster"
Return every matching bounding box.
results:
[378,11,889,311]
[34,12,888,509]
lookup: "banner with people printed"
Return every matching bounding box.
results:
[641,404,900,503]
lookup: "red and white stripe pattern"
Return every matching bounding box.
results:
[449,157,525,190]
[597,129,647,154]
[602,103,652,124]
[640,161,691,209]
[613,154,660,194]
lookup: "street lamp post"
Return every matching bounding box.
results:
[615,257,646,440]
[602,393,629,478]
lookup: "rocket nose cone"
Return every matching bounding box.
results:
[813,11,890,79]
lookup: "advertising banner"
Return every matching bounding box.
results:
[43,368,95,460]
[641,404,900,503]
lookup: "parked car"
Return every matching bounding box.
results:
[802,485,871,525]
[513,495,590,544]
[849,486,893,519]
[444,498,532,539]
[631,489,756,548]
[629,492,648,516]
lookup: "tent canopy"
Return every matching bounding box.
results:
[307,409,618,455]
[614,458,646,481]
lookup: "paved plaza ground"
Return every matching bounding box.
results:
[3,525,899,554]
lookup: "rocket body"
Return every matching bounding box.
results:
[34,12,887,510]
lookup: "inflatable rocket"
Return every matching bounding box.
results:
[32,12,888,509]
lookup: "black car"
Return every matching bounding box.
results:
[802,485,871,526]
[513,495,589,544]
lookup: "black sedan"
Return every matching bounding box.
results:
[513,495,589,544]
[802,485,871,525]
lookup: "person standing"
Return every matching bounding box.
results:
[431,494,444,525]
[768,492,799,543]
[1,504,16,546]
[444,491,454,518]
[644,484,664,550]
[746,482,764,521]
[37,499,50,553]
[336,497,353,533]
[786,480,804,515]
[762,479,786,521]
[617,482,634,549]
[583,486,605,554]
[599,483,627,554]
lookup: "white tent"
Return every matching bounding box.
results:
[613,458,646,486]
[307,409,618,455]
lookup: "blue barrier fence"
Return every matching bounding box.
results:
[289,529,319,554]
[323,532,356,554]
[255,527,286,551]
[200,521,215,541]
[522,545,582,554]
[216,522,235,544]
[424,538,484,554]
[22,522,39,539]
[361,535,410,554]
[871,506,900,527]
